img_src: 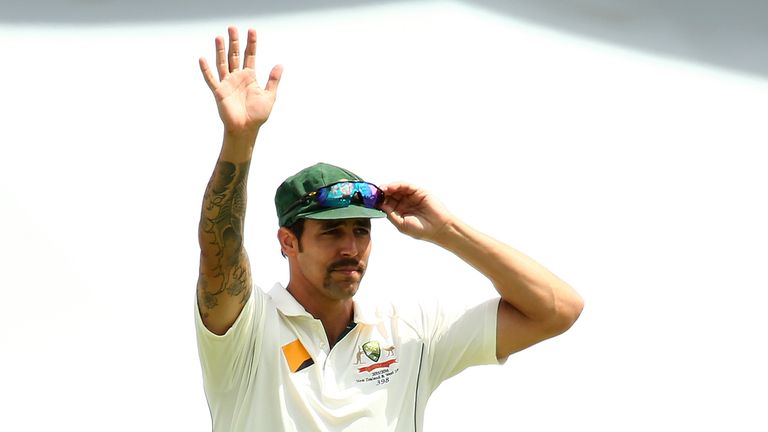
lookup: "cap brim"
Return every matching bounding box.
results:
[299,206,387,221]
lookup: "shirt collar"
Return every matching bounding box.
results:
[267,283,312,318]
[352,298,383,325]
[267,283,383,325]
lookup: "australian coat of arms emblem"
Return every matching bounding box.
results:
[362,341,381,362]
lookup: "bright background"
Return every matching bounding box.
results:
[2,1,767,430]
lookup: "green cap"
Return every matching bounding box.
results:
[275,162,386,227]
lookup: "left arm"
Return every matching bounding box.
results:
[380,182,584,360]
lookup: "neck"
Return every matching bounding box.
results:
[286,282,355,348]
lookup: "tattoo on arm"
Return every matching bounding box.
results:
[197,160,253,318]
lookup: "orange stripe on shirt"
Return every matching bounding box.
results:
[282,339,313,373]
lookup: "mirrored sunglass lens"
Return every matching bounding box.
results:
[316,183,352,208]
[357,184,382,207]
[315,182,382,209]
[315,187,341,207]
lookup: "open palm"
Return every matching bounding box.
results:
[199,27,282,136]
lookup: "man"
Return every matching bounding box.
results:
[196,27,584,432]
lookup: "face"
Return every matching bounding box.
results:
[287,218,373,302]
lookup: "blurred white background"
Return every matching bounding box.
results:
[1,1,767,430]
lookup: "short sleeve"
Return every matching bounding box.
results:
[194,285,266,392]
[424,297,501,388]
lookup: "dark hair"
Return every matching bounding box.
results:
[281,219,305,258]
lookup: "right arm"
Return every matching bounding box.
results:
[197,27,282,335]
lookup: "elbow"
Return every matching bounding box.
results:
[549,293,584,336]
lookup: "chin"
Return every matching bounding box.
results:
[340,283,360,298]
[325,282,360,300]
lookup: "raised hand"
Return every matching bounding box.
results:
[379,182,454,243]
[199,27,282,138]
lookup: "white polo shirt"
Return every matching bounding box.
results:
[195,284,501,432]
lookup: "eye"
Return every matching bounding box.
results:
[322,228,341,236]
[354,227,371,236]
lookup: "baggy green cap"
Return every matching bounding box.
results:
[275,162,386,227]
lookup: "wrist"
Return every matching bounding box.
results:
[219,128,260,161]
[223,126,260,143]
[428,217,464,248]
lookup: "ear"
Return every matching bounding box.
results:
[278,227,299,257]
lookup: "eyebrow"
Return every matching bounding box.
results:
[355,219,372,228]
[319,220,343,230]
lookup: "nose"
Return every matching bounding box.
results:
[339,232,359,257]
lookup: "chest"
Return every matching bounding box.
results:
[276,316,425,401]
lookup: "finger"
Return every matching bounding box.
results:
[379,182,408,196]
[383,206,411,235]
[265,64,283,94]
[228,26,241,72]
[198,57,218,92]
[379,193,396,212]
[385,210,405,230]
[378,196,400,219]
[380,182,420,202]
[243,29,257,70]
[215,35,227,81]
[381,194,415,219]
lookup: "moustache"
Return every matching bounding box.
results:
[327,259,365,273]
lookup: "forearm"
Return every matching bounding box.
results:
[197,130,258,332]
[432,218,583,327]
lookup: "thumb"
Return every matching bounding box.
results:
[382,206,406,232]
[265,64,283,94]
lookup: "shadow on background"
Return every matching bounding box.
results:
[3,0,767,78]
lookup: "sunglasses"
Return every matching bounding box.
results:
[290,181,385,212]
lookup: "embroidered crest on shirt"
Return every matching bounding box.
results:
[362,341,380,362]
[354,340,399,386]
